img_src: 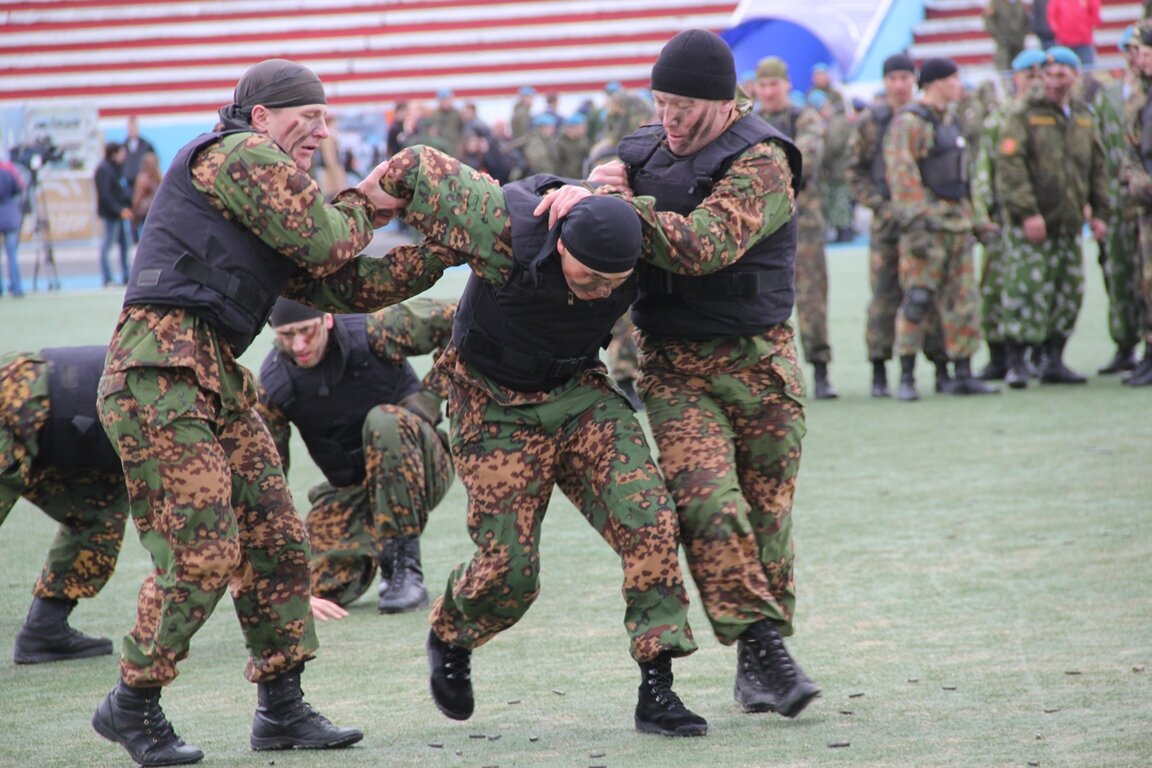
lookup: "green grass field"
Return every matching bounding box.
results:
[0,242,1149,768]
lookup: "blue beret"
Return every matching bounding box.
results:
[1045,46,1081,70]
[789,89,806,108]
[564,113,586,126]
[1011,48,1047,71]
[519,85,536,96]
[811,63,829,74]
[807,89,828,109]
[532,113,558,128]
[1121,24,1136,48]
[436,88,453,99]
[604,80,622,94]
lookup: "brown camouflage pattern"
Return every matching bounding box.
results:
[0,352,128,601]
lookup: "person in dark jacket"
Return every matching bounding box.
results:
[93,142,132,286]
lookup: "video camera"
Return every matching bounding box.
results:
[11,136,64,172]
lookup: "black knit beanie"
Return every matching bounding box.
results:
[269,298,326,328]
[883,53,916,76]
[650,29,737,100]
[918,57,959,88]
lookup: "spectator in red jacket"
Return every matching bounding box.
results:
[1047,0,1101,65]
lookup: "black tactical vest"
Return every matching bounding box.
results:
[869,103,894,200]
[903,104,968,201]
[124,131,301,356]
[617,115,801,340]
[259,315,421,487]
[40,346,122,475]
[452,174,635,393]
[760,105,808,188]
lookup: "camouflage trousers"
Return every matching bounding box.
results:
[639,343,805,643]
[98,367,316,686]
[430,372,697,663]
[606,314,639,381]
[1105,211,1146,347]
[307,405,454,606]
[795,200,831,364]
[0,353,128,601]
[822,178,855,231]
[1136,213,1152,345]
[999,228,1084,343]
[978,237,1008,343]
[896,224,982,360]
[867,221,947,361]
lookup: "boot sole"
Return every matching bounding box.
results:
[635,718,708,737]
[250,731,364,751]
[378,594,430,614]
[15,643,113,664]
[776,686,822,719]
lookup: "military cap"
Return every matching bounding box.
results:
[756,56,789,81]
[1011,48,1047,71]
[807,89,828,109]
[651,29,737,100]
[269,298,325,328]
[918,57,959,88]
[882,53,916,76]
[1044,46,1081,70]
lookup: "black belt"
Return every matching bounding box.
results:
[459,332,595,379]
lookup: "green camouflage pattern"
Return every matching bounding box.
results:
[607,314,640,381]
[821,109,855,232]
[999,228,1085,342]
[984,0,1030,73]
[0,352,128,601]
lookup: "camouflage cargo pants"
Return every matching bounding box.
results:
[896,224,982,360]
[307,405,454,606]
[867,220,947,361]
[98,367,316,686]
[1000,228,1084,343]
[1137,213,1152,345]
[639,345,805,643]
[0,352,128,602]
[1105,210,1144,347]
[979,237,1008,343]
[430,373,697,663]
[795,198,831,364]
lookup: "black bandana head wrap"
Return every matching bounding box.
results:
[217,59,327,130]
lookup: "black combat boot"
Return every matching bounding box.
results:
[976,342,1007,380]
[378,535,428,613]
[1026,344,1044,378]
[945,358,1000,395]
[92,680,204,766]
[1123,344,1152,386]
[812,362,839,399]
[733,620,820,718]
[1039,335,1087,384]
[427,630,474,720]
[635,652,708,736]
[1004,341,1029,389]
[13,596,113,664]
[376,537,397,597]
[933,358,953,393]
[870,359,890,398]
[250,663,363,750]
[896,354,919,401]
[1098,345,1138,375]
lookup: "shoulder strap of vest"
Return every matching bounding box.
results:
[872,103,893,125]
[258,352,297,411]
[618,124,665,171]
[335,314,373,371]
[687,115,776,197]
[903,103,936,125]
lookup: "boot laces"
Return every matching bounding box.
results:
[645,665,686,711]
[442,644,472,682]
[140,695,181,746]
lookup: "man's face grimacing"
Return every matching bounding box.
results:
[557,241,633,302]
[274,314,333,368]
[252,103,331,171]
[651,90,734,157]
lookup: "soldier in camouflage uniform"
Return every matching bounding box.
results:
[3,347,126,665]
[754,55,838,399]
[970,48,1047,380]
[554,112,591,179]
[984,0,1032,75]
[256,297,455,616]
[848,53,950,397]
[1093,26,1144,375]
[539,29,821,721]
[884,57,1001,399]
[810,66,856,243]
[90,59,447,767]
[995,46,1110,388]
[1120,22,1152,385]
[374,145,706,736]
[599,82,656,145]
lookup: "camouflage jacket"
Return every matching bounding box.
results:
[997,92,1110,233]
[100,131,449,412]
[884,101,973,231]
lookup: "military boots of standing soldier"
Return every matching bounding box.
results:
[13,596,113,664]
[940,358,1000,395]
[977,342,1007,380]
[871,360,891,398]
[1098,345,1138,375]
[812,362,839,400]
[1003,341,1030,389]
[250,662,364,750]
[732,619,821,717]
[1123,344,1152,386]
[378,535,428,613]
[427,629,474,720]
[92,680,205,767]
[1039,335,1087,384]
[635,651,708,736]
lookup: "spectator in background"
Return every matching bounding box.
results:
[130,152,162,238]
[120,116,156,243]
[426,88,466,156]
[555,112,590,179]
[520,113,560,175]
[1048,0,1101,66]
[985,0,1032,74]
[93,141,132,287]
[510,85,536,140]
[0,154,25,297]
[1032,0,1057,48]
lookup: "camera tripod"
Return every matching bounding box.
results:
[22,167,61,292]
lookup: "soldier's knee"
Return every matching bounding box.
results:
[902,286,934,324]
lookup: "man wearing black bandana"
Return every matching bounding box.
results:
[90,58,433,766]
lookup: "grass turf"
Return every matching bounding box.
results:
[0,242,1149,767]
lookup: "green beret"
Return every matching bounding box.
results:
[756,56,789,81]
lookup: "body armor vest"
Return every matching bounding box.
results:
[452,174,635,393]
[903,104,968,201]
[617,115,801,340]
[259,315,420,487]
[869,103,894,200]
[40,346,122,475]
[124,131,301,355]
